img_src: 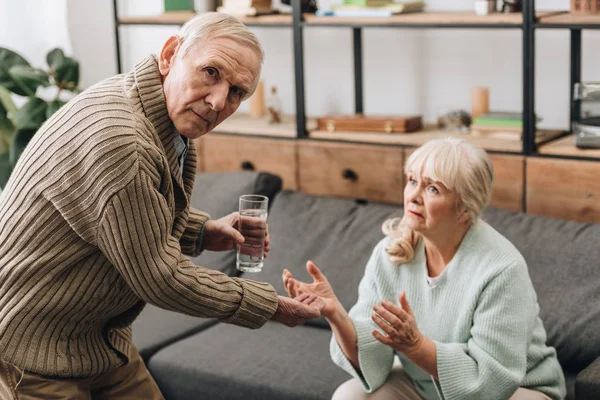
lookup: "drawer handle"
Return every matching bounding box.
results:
[342,169,358,182]
[241,161,255,171]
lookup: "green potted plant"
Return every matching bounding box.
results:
[0,47,81,189]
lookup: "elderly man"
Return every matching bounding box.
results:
[0,12,321,399]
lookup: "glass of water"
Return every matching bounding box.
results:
[236,195,268,273]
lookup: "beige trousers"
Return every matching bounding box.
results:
[0,346,164,400]
[332,366,552,400]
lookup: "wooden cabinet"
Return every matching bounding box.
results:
[298,141,405,204]
[489,155,524,213]
[196,134,600,223]
[200,134,298,190]
[527,157,600,223]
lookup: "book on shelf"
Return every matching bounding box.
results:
[473,111,542,128]
[317,0,424,17]
[222,0,271,8]
[217,6,276,16]
[342,0,423,8]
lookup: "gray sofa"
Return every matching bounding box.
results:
[133,171,600,400]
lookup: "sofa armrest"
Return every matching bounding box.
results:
[576,357,600,400]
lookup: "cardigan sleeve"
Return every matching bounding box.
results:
[96,170,278,329]
[434,263,535,400]
[330,240,396,392]
[180,206,210,257]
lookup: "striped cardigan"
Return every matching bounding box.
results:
[0,55,278,378]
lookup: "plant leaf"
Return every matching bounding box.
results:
[0,47,31,96]
[8,66,51,96]
[54,58,79,89]
[0,86,17,118]
[9,127,37,166]
[0,151,12,189]
[0,102,16,153]
[46,100,66,119]
[46,48,66,72]
[13,97,47,129]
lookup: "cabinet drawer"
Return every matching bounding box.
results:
[201,135,298,190]
[489,155,524,212]
[298,141,404,204]
[527,157,600,223]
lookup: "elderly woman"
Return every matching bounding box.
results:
[283,138,566,400]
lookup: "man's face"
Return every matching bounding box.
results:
[159,36,260,139]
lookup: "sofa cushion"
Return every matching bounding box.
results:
[249,190,401,328]
[133,172,282,362]
[482,207,600,373]
[147,322,350,400]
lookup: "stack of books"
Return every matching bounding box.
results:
[316,0,424,17]
[217,0,274,16]
[470,111,543,140]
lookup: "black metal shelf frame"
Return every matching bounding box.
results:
[113,0,599,160]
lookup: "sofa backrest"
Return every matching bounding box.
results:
[254,190,402,329]
[482,207,600,373]
[190,171,282,277]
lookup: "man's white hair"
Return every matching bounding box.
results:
[176,12,264,99]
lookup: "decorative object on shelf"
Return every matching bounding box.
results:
[501,0,522,13]
[280,0,317,13]
[474,0,497,16]
[217,0,275,16]
[471,86,489,119]
[266,85,282,124]
[249,79,265,118]
[0,47,81,189]
[437,110,471,133]
[317,114,422,133]
[570,0,600,14]
[194,0,217,13]
[165,0,194,11]
[573,82,600,149]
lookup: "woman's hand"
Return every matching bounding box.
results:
[371,291,424,357]
[282,261,340,320]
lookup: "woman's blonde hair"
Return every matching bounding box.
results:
[176,12,264,99]
[383,137,494,264]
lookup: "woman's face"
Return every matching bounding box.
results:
[403,172,468,238]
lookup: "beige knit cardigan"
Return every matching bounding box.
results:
[0,55,278,378]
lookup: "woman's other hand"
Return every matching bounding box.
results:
[371,291,424,357]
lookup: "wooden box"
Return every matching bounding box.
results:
[317,114,422,134]
[571,0,600,14]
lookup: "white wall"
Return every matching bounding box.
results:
[0,0,72,71]
[3,0,599,131]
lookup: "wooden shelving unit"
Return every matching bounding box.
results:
[537,12,600,27]
[211,113,316,138]
[117,10,567,27]
[119,12,292,26]
[309,126,564,153]
[537,134,600,159]
[303,11,562,27]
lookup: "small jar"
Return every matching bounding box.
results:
[474,0,497,15]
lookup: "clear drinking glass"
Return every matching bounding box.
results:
[236,195,269,272]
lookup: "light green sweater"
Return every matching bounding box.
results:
[330,219,566,400]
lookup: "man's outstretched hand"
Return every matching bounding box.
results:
[271,293,325,327]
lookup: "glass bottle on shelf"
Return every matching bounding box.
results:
[266,85,282,124]
[573,82,600,149]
